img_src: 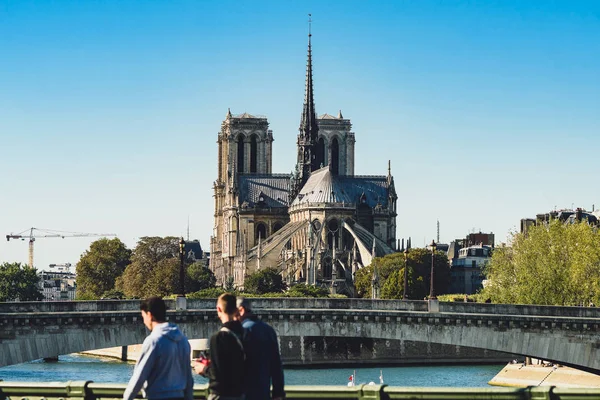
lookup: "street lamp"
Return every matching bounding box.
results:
[429,239,437,300]
[403,247,409,300]
[178,237,186,297]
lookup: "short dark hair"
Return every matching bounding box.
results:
[140,296,167,322]
[218,293,237,315]
[236,297,252,313]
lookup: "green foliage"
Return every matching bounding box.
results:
[117,236,190,298]
[186,286,345,299]
[224,276,236,292]
[101,289,125,299]
[437,293,484,302]
[482,220,600,305]
[381,269,405,299]
[243,268,286,295]
[354,253,402,298]
[76,238,131,300]
[287,284,330,298]
[187,262,216,292]
[188,287,227,299]
[354,249,451,299]
[0,262,43,301]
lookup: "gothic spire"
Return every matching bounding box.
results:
[299,14,319,148]
[291,14,321,200]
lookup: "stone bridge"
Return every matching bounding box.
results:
[2,299,600,372]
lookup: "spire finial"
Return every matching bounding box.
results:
[308,13,312,37]
[388,160,391,175]
[227,108,232,118]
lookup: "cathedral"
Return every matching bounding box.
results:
[209,30,398,296]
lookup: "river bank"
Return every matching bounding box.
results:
[489,362,600,388]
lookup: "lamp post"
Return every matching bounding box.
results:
[403,247,409,300]
[178,237,186,297]
[429,239,437,300]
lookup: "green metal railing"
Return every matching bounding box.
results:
[2,381,600,400]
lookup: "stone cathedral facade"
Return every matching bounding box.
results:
[210,32,397,295]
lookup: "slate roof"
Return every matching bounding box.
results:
[238,174,291,208]
[184,240,204,261]
[291,167,389,208]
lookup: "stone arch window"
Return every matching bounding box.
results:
[237,134,245,173]
[331,137,340,175]
[273,222,284,233]
[317,137,326,168]
[250,134,258,173]
[327,218,340,250]
[255,223,267,241]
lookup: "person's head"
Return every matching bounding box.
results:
[236,297,253,320]
[216,293,238,323]
[140,296,167,330]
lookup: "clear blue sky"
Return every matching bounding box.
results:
[1,0,599,269]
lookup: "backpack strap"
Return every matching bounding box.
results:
[220,326,246,360]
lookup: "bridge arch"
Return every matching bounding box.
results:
[1,300,600,372]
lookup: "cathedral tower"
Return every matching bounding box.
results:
[211,110,273,283]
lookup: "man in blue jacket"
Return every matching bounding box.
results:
[237,297,285,400]
[123,297,194,400]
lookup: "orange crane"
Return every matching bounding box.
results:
[6,227,117,268]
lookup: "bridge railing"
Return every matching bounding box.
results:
[2,381,600,400]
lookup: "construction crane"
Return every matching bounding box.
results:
[6,227,117,268]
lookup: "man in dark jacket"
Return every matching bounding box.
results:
[195,293,245,400]
[237,297,285,400]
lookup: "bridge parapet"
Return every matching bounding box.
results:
[2,298,600,319]
[440,302,600,318]
[1,381,600,400]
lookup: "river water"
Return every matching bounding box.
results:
[0,354,503,387]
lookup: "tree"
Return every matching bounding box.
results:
[187,261,217,292]
[188,287,226,299]
[117,236,184,298]
[224,276,236,292]
[354,254,399,298]
[76,238,131,300]
[482,220,600,305]
[244,268,286,294]
[354,249,451,299]
[0,262,43,301]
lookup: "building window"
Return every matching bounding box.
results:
[331,137,339,175]
[250,134,258,173]
[327,218,339,249]
[256,223,267,241]
[273,222,284,233]
[317,137,326,168]
[237,135,245,173]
